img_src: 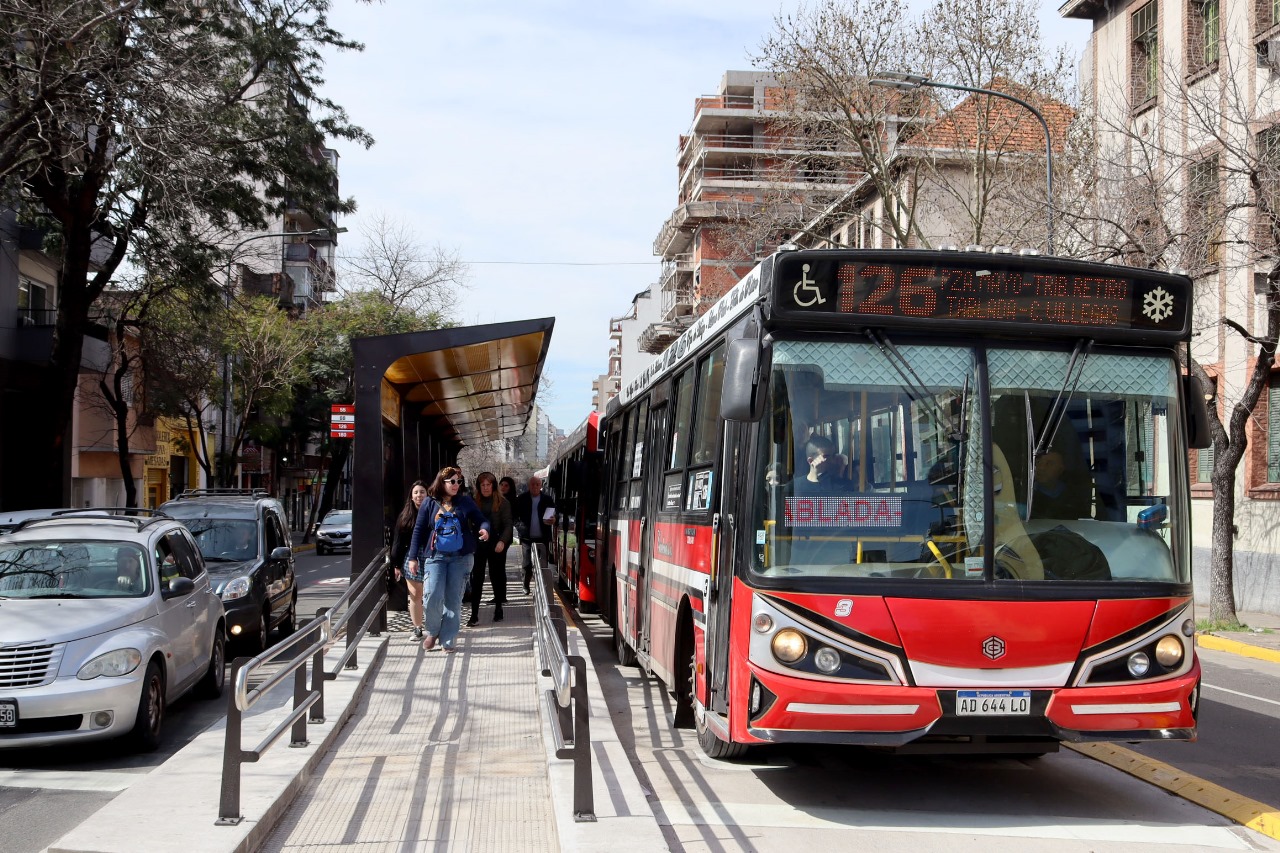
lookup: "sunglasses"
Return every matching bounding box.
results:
[443,478,461,485]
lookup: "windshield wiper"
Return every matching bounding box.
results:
[204,556,239,562]
[866,329,952,438]
[27,592,82,599]
[1025,339,1094,521]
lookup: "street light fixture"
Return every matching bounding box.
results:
[869,71,1055,255]
[219,226,342,487]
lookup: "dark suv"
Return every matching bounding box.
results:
[159,489,297,653]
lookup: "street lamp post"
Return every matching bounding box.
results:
[219,227,334,487]
[870,71,1055,255]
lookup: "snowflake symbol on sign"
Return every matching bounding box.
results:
[1142,287,1174,323]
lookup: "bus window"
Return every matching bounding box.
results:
[689,344,726,466]
[754,341,979,581]
[988,349,1183,584]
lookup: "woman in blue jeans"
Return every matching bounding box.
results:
[405,466,491,652]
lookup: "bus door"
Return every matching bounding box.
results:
[636,400,668,663]
[705,419,745,713]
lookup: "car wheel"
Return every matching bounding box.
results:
[196,629,226,699]
[278,594,298,638]
[128,660,165,752]
[317,544,327,556]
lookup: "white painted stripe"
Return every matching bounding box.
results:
[0,768,144,792]
[657,800,1255,847]
[1069,702,1182,715]
[910,659,1073,687]
[787,702,920,715]
[1203,682,1280,708]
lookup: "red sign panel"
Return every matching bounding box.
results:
[331,404,354,414]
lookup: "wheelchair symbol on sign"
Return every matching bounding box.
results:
[793,264,826,307]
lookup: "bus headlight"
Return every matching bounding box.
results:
[813,647,841,674]
[1155,635,1184,667]
[753,613,774,634]
[1127,651,1151,678]
[771,629,806,663]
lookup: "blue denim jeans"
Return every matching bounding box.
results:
[422,553,472,648]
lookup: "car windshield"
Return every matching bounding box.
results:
[178,519,258,562]
[322,511,351,526]
[0,540,152,598]
[751,340,1185,586]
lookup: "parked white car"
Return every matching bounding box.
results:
[0,510,226,751]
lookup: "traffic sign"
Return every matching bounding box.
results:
[331,403,354,439]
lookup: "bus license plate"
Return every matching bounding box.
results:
[0,698,16,728]
[956,690,1031,716]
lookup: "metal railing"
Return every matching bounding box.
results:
[531,547,595,822]
[216,547,389,825]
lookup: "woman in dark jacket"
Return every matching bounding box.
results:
[467,471,514,626]
[406,466,491,653]
[390,480,427,637]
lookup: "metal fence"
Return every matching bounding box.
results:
[532,547,595,822]
[216,547,389,825]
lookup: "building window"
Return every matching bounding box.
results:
[1188,154,1221,266]
[1132,1,1159,105]
[1269,375,1280,482]
[1259,127,1280,247]
[1198,0,1220,67]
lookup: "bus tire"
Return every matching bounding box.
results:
[614,596,637,667]
[691,654,749,760]
[671,618,695,728]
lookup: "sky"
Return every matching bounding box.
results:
[320,1,1092,434]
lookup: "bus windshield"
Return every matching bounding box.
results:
[752,340,1186,585]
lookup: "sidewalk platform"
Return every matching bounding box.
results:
[1198,609,1280,663]
[47,563,668,853]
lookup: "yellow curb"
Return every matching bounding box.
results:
[1196,633,1280,665]
[1066,742,1280,841]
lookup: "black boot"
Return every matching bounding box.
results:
[494,604,504,622]
[466,611,479,627]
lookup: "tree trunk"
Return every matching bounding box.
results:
[1207,453,1240,624]
[315,441,351,523]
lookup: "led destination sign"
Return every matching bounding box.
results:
[773,253,1191,339]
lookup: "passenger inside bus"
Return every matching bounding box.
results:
[791,434,852,496]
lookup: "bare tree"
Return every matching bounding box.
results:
[339,214,467,322]
[752,0,1073,251]
[1068,38,1280,623]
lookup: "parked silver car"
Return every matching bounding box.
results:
[315,509,352,556]
[0,510,226,751]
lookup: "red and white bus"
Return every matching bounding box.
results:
[596,246,1209,759]
[546,411,603,610]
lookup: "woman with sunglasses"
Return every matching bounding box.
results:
[405,466,491,652]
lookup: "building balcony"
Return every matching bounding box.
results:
[659,258,696,323]
[636,319,691,355]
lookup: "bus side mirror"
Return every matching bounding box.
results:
[722,337,770,422]
[1184,375,1211,449]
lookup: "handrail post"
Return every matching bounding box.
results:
[216,657,249,826]
[289,662,310,747]
[310,607,328,723]
[345,573,362,669]
[568,656,595,822]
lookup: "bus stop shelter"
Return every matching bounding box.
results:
[350,318,555,570]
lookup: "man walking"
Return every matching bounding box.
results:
[514,475,555,593]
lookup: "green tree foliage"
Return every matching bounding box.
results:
[0,0,372,504]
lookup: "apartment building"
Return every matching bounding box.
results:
[1064,0,1280,611]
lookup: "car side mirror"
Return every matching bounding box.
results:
[269,546,292,562]
[163,577,195,598]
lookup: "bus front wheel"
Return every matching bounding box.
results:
[690,653,749,760]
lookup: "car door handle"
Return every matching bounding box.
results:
[185,599,198,608]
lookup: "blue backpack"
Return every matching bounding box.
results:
[432,507,464,554]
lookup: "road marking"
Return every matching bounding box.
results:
[1068,742,1280,842]
[657,799,1259,847]
[1203,682,1280,708]
[316,577,349,585]
[0,768,144,792]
